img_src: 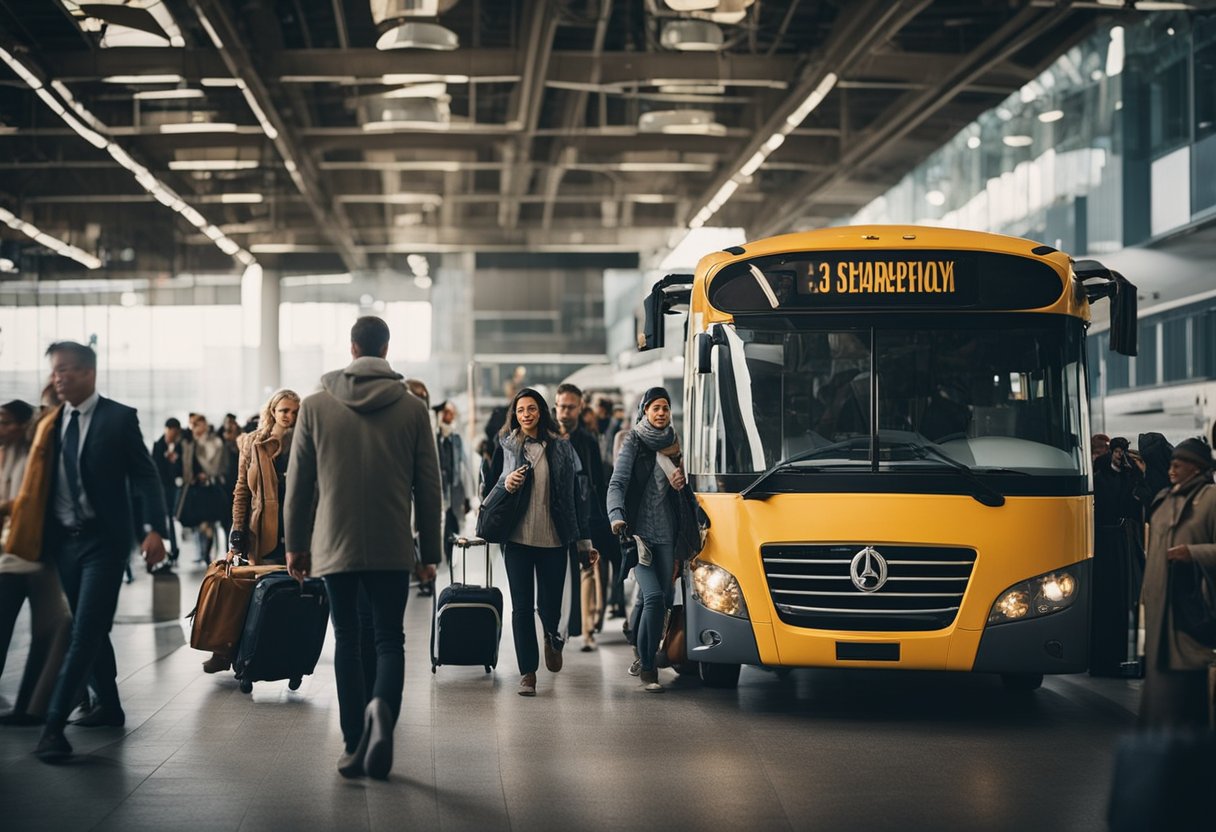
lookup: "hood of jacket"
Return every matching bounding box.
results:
[321,357,406,413]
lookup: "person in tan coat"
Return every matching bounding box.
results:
[198,389,300,675]
[1140,437,1216,729]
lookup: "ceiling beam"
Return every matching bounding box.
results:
[500,0,560,229]
[185,0,365,270]
[538,0,613,232]
[749,2,1079,238]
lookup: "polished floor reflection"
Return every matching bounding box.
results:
[0,546,1138,832]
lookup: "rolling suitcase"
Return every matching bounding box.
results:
[431,537,502,674]
[233,572,330,694]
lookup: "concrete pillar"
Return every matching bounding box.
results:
[240,264,281,411]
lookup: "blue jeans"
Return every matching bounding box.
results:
[45,527,127,728]
[324,571,409,753]
[633,541,675,673]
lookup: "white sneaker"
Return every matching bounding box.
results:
[628,658,641,677]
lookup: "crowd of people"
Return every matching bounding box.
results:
[1089,430,1216,729]
[0,316,701,778]
[2,314,1212,776]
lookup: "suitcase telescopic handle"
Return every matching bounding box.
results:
[455,537,493,586]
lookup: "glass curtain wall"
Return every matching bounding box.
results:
[847,12,1216,253]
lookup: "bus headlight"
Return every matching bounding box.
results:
[691,560,748,619]
[988,566,1081,625]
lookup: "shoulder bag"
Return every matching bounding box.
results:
[1171,559,1216,647]
[655,454,703,559]
[476,466,533,544]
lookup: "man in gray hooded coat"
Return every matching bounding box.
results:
[285,315,442,780]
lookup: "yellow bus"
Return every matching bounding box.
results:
[640,226,1137,690]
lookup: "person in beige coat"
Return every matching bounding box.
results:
[285,316,442,780]
[1140,437,1216,729]
[197,389,300,675]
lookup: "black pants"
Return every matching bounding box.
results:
[45,527,126,728]
[503,542,566,675]
[1091,521,1144,675]
[323,571,410,753]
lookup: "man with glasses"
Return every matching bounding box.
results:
[25,342,168,762]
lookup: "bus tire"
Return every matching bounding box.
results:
[1001,672,1043,691]
[700,662,741,689]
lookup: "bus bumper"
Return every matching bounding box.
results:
[684,577,763,667]
[970,558,1091,675]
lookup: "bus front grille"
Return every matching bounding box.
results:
[760,544,975,632]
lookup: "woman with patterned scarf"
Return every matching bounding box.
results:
[607,387,694,693]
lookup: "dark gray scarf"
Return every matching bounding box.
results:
[633,418,677,453]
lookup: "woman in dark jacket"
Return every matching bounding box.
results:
[606,387,693,693]
[493,388,595,696]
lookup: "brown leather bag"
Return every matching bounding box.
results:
[655,605,687,669]
[189,560,286,656]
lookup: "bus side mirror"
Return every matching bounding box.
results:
[1108,272,1138,357]
[639,274,694,352]
[642,287,666,351]
[1077,261,1137,357]
[695,324,724,373]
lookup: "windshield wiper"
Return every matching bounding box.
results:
[885,439,1006,507]
[740,438,868,500]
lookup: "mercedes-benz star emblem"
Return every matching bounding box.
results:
[849,546,889,593]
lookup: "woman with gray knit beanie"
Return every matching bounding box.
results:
[606,387,691,693]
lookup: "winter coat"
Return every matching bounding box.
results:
[284,357,443,576]
[494,430,590,549]
[3,407,59,561]
[230,432,287,563]
[1143,475,1216,671]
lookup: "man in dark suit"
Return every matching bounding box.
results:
[34,341,168,763]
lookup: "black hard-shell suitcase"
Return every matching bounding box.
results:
[431,537,502,673]
[233,572,330,693]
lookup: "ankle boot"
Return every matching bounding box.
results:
[362,698,394,780]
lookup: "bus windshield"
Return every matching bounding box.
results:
[692,315,1086,478]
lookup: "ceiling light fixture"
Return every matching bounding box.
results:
[219,193,264,204]
[376,22,459,51]
[660,20,725,52]
[0,206,102,269]
[637,109,727,136]
[159,121,239,133]
[133,88,206,100]
[380,73,470,85]
[168,159,260,171]
[1002,135,1033,147]
[1038,109,1064,123]
[102,74,184,85]
[966,135,982,149]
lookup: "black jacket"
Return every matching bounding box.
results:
[567,426,609,529]
[150,435,183,493]
[46,397,169,550]
[495,432,590,546]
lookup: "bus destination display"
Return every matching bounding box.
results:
[800,257,959,297]
[708,249,1065,313]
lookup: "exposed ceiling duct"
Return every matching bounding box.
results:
[362,94,452,131]
[370,0,461,24]
[376,21,459,51]
[661,20,725,51]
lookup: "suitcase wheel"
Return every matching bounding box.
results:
[484,666,491,674]
[431,664,437,674]
[288,677,302,691]
[239,680,253,694]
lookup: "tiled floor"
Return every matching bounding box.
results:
[0,544,1140,831]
